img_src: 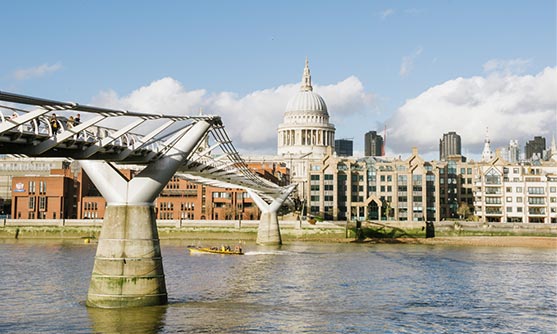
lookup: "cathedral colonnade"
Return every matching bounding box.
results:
[279,128,334,147]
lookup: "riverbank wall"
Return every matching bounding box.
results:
[1,219,556,241]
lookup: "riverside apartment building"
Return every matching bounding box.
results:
[306,148,557,224]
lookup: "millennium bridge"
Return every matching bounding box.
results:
[0,91,295,308]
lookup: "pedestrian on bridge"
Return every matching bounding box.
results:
[66,116,75,129]
[50,114,60,135]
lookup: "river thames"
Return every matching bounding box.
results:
[0,239,555,333]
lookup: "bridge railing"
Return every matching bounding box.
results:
[1,108,156,147]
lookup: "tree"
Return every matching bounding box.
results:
[457,202,471,220]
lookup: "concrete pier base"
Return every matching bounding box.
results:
[86,205,167,308]
[256,211,282,245]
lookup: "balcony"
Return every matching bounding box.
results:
[528,208,546,215]
[485,208,502,215]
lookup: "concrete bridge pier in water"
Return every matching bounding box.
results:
[81,120,211,308]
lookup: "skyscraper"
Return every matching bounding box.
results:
[507,139,520,162]
[364,131,383,157]
[525,136,546,160]
[439,131,462,161]
[335,139,353,157]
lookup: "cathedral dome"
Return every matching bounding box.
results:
[285,90,328,115]
[282,57,330,125]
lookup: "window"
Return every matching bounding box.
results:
[527,187,544,195]
[506,207,512,212]
[506,197,512,203]
[39,197,47,211]
[528,197,545,205]
[39,181,46,194]
[29,181,36,194]
[310,175,320,181]
[28,196,35,210]
[485,169,501,185]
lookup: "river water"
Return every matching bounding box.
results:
[0,239,555,333]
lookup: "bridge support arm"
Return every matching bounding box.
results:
[248,185,296,245]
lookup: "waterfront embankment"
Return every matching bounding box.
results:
[1,219,556,248]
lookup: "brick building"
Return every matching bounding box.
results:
[10,162,290,221]
[11,167,78,219]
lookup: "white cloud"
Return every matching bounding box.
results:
[386,67,557,160]
[13,63,62,80]
[91,76,375,154]
[380,8,394,19]
[483,58,531,75]
[400,47,423,77]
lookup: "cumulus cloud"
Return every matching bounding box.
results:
[386,67,557,159]
[400,47,423,77]
[13,63,62,80]
[91,76,375,154]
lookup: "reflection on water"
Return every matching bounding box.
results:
[87,305,167,334]
[0,239,555,333]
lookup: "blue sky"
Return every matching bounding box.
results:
[1,0,556,160]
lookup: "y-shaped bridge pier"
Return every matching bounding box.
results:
[0,91,294,308]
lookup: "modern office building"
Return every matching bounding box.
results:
[439,131,463,161]
[364,130,383,157]
[335,139,353,157]
[525,136,546,160]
